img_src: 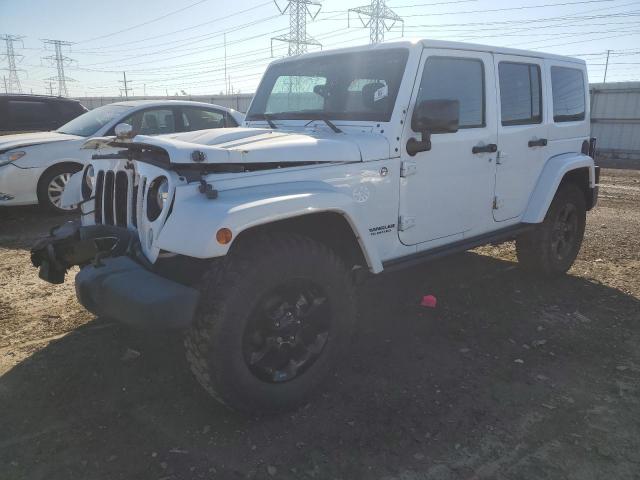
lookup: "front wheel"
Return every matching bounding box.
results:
[516,182,587,276]
[37,164,82,213]
[185,233,356,413]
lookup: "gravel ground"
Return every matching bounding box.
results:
[0,169,639,480]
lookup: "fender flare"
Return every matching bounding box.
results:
[522,153,594,224]
[155,180,384,273]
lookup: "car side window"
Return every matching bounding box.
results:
[416,56,485,129]
[9,100,56,127]
[181,107,226,131]
[498,62,542,126]
[121,108,176,135]
[551,66,586,122]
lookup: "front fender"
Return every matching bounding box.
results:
[522,153,594,224]
[155,180,383,273]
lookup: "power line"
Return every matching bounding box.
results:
[77,2,274,51]
[78,0,212,44]
[1,34,25,93]
[42,39,75,97]
[349,0,404,43]
[272,0,322,56]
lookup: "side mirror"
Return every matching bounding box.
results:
[114,123,134,140]
[407,99,460,156]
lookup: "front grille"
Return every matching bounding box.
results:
[93,168,145,229]
[115,171,128,227]
[94,171,104,224]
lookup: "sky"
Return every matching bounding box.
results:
[1,0,639,97]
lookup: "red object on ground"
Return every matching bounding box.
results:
[420,295,437,308]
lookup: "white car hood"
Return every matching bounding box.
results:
[0,131,83,153]
[87,127,391,165]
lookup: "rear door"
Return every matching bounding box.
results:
[399,48,498,246]
[493,55,549,222]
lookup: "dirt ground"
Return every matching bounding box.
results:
[1,169,639,480]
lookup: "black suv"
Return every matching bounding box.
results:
[0,95,87,135]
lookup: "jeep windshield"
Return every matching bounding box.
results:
[246,48,409,123]
[57,104,131,137]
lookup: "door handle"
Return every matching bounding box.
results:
[528,138,548,147]
[472,143,497,154]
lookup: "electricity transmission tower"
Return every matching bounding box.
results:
[1,34,25,93]
[349,0,404,44]
[272,0,322,56]
[42,39,75,97]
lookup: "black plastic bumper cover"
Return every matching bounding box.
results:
[75,256,200,329]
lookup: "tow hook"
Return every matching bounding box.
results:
[30,222,133,284]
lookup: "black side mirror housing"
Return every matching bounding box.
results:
[407,99,460,156]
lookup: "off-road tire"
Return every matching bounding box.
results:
[184,232,356,413]
[37,163,82,213]
[516,182,586,276]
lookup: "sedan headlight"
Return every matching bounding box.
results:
[0,150,26,167]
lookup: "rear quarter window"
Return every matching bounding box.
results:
[56,101,86,120]
[551,66,586,122]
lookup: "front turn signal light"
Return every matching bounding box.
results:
[216,228,233,245]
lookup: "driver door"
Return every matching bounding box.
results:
[399,48,498,246]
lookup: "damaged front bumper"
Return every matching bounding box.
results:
[31,223,200,329]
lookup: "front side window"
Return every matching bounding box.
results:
[499,62,542,126]
[121,108,176,135]
[551,66,586,122]
[247,48,409,122]
[416,56,485,129]
[57,104,131,137]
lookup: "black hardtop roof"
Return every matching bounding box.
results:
[0,94,83,103]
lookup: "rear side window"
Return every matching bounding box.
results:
[9,100,56,124]
[181,107,226,131]
[498,62,542,126]
[417,57,485,128]
[551,66,586,122]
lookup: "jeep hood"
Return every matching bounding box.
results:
[86,127,391,165]
[0,131,83,153]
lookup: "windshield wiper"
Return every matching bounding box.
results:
[304,115,342,134]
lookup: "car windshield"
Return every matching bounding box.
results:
[56,104,131,137]
[246,48,409,123]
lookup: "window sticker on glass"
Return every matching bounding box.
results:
[374,85,388,102]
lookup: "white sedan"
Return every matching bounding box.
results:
[0,100,244,212]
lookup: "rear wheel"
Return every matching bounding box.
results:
[516,183,586,276]
[185,232,356,413]
[37,164,82,213]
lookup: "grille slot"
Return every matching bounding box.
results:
[115,171,128,227]
[103,171,115,225]
[94,171,105,224]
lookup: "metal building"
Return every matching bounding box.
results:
[590,82,640,168]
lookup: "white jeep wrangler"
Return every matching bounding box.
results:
[32,39,599,413]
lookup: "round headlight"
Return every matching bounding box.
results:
[147,176,169,221]
[156,178,169,210]
[85,165,95,189]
